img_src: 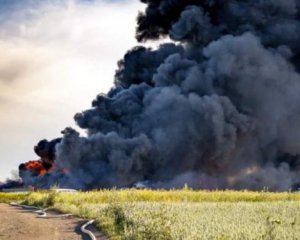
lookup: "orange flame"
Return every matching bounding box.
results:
[23,160,49,176]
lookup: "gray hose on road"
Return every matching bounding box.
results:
[10,202,41,210]
[9,202,97,240]
[81,220,97,240]
[35,209,73,218]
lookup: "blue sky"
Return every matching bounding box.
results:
[0,0,144,181]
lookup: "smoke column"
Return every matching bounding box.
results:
[21,0,300,191]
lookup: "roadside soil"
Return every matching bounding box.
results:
[0,203,107,240]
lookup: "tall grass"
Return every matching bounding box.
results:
[0,192,28,203]
[21,189,300,207]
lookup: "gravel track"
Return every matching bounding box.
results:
[0,203,107,240]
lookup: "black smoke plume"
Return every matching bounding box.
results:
[19,0,300,191]
[0,178,23,190]
[34,138,61,163]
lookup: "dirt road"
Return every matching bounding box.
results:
[0,203,106,240]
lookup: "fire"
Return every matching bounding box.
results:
[19,160,51,176]
[18,138,63,180]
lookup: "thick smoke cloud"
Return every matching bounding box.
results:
[114,43,184,88]
[137,1,300,49]
[20,0,300,191]
[34,138,61,162]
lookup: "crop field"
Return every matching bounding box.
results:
[1,190,300,240]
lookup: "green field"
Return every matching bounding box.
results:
[1,190,300,240]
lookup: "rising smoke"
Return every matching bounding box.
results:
[15,0,300,191]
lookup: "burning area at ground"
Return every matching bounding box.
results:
[3,0,300,191]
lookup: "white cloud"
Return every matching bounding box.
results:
[0,0,144,181]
